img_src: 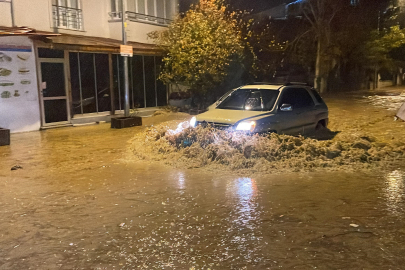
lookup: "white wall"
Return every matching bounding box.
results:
[13,0,53,31]
[126,21,167,44]
[0,0,177,44]
[0,2,12,27]
[58,0,111,38]
[0,36,41,133]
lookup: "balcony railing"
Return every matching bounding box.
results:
[52,5,83,30]
[108,11,172,26]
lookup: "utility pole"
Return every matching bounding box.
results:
[121,0,130,117]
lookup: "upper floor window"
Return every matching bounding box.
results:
[52,0,83,30]
[110,0,123,19]
[110,0,175,25]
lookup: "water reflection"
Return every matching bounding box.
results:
[384,170,405,214]
[177,172,185,190]
[227,177,258,226]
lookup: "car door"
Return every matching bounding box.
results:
[276,87,315,135]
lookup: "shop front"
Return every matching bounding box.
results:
[36,35,167,128]
[0,29,167,133]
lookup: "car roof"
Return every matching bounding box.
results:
[240,82,313,91]
[240,84,281,90]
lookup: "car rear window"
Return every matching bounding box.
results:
[217,88,279,111]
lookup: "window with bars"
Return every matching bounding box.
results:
[52,0,83,30]
[110,0,175,25]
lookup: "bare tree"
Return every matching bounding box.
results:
[301,0,341,93]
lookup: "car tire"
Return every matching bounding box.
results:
[315,120,325,131]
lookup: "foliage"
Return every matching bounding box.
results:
[246,19,291,80]
[365,25,405,67]
[260,0,392,91]
[149,0,246,94]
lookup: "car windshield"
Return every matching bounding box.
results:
[216,88,279,111]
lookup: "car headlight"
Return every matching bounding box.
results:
[190,116,197,128]
[235,121,256,132]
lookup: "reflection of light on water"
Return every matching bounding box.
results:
[166,121,190,135]
[227,178,258,226]
[178,172,185,190]
[384,170,405,214]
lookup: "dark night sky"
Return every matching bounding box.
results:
[179,0,296,13]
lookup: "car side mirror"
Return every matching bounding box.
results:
[280,103,293,112]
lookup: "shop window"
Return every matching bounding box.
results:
[95,54,111,112]
[69,52,111,116]
[112,54,125,111]
[52,0,83,30]
[69,53,81,115]
[131,55,145,108]
[112,54,167,110]
[144,56,156,107]
[79,53,97,113]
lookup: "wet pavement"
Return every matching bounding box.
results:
[1,89,405,269]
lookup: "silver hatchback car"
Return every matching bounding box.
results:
[190,83,329,135]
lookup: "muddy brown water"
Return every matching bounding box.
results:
[1,91,405,269]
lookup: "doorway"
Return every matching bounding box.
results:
[38,52,70,126]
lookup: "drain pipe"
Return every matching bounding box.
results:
[10,0,15,27]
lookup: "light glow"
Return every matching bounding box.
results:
[190,117,197,128]
[166,121,189,135]
[235,121,256,132]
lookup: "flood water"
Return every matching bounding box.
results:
[1,90,405,269]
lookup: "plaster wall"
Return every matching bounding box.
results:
[0,2,12,27]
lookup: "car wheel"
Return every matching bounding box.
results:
[315,120,326,131]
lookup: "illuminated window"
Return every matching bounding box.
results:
[350,0,359,6]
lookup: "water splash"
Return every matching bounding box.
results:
[166,121,190,135]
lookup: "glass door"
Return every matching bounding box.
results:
[39,60,70,125]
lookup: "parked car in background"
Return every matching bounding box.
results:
[190,83,328,135]
[168,91,192,109]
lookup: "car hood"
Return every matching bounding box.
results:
[195,109,270,125]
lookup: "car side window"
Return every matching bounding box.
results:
[311,88,325,104]
[279,88,314,109]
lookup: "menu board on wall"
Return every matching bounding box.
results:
[0,44,37,102]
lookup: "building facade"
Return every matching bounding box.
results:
[0,0,178,133]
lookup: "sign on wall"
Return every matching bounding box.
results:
[0,36,41,133]
[0,44,36,101]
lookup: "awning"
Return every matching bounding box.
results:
[44,34,162,55]
[0,26,162,55]
[0,26,59,36]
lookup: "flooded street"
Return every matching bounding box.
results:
[1,89,405,269]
